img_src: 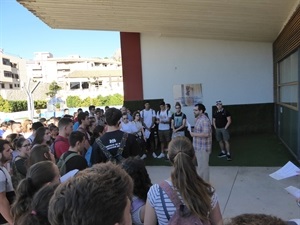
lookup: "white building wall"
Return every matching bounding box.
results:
[141,35,273,124]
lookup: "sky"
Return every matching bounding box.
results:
[0,0,121,60]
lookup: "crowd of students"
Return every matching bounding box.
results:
[0,103,298,225]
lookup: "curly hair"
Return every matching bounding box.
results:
[121,157,152,201]
[48,162,133,225]
[225,213,287,225]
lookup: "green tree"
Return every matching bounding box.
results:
[0,96,11,112]
[46,81,62,97]
[66,96,81,108]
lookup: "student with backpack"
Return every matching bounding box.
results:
[90,107,140,165]
[144,136,223,225]
[57,131,87,176]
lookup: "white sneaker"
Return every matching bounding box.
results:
[152,152,157,158]
[141,154,147,160]
[157,153,165,159]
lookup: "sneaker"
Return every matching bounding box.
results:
[152,152,157,158]
[157,153,165,159]
[218,152,227,158]
[226,154,232,161]
[141,154,147,160]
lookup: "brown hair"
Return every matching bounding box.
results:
[168,136,213,221]
[225,213,287,225]
[49,162,133,225]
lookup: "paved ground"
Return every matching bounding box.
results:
[146,166,300,221]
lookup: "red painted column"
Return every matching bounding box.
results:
[120,32,143,101]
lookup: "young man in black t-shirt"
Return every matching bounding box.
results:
[62,131,88,174]
[91,108,140,164]
[213,100,232,161]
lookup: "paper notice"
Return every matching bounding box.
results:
[186,121,191,132]
[269,161,300,180]
[285,186,300,199]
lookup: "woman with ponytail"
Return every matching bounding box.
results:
[144,136,223,225]
[18,183,58,225]
[11,161,60,224]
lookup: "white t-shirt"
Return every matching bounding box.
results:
[147,180,218,225]
[157,110,172,131]
[0,166,14,193]
[120,121,137,134]
[141,109,156,128]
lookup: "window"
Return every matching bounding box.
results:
[14,84,17,87]
[9,84,13,89]
[278,50,298,109]
[1,83,4,88]
[81,82,89,89]
[4,71,12,77]
[70,82,80,90]
[94,81,103,88]
[2,58,10,66]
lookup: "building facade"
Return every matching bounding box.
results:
[27,52,123,99]
[0,50,26,96]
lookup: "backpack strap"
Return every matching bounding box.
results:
[60,152,78,169]
[96,132,128,161]
[159,184,170,220]
[159,181,183,210]
[117,132,128,155]
[95,137,114,161]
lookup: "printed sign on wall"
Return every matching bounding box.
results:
[173,84,203,106]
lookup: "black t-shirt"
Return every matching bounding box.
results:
[213,109,231,128]
[64,151,88,174]
[91,130,140,164]
[171,112,187,131]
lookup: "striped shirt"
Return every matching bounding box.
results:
[193,114,212,152]
[147,180,218,225]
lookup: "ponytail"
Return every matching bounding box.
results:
[169,136,214,221]
[11,177,37,222]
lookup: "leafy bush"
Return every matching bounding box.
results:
[0,96,11,113]
[66,94,124,108]
[0,96,47,112]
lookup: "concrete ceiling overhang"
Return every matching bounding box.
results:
[17,0,300,42]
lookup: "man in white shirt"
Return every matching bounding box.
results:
[156,101,172,158]
[0,139,14,225]
[140,101,157,158]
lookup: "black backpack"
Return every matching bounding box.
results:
[95,132,128,164]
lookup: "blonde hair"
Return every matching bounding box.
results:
[22,119,32,133]
[168,136,214,221]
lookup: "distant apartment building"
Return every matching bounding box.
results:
[0,50,27,98]
[27,52,123,98]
